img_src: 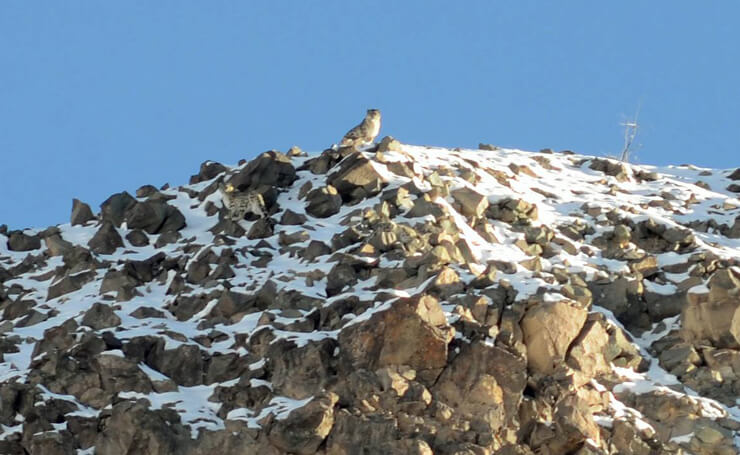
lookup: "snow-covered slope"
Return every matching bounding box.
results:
[1,141,739,454]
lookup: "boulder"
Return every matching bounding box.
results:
[338,295,453,383]
[327,152,387,202]
[520,300,588,375]
[433,340,527,430]
[6,231,41,251]
[305,186,342,218]
[267,339,336,399]
[95,400,190,455]
[451,187,489,218]
[267,392,338,455]
[70,198,95,225]
[126,201,186,234]
[44,233,74,257]
[47,270,95,300]
[566,316,611,385]
[100,192,137,227]
[229,150,296,189]
[189,160,227,184]
[81,302,122,330]
[682,269,740,348]
[88,222,124,254]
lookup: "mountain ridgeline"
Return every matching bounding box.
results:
[1,138,740,454]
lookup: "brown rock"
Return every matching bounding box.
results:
[521,300,588,374]
[267,392,338,455]
[434,340,527,430]
[327,152,388,202]
[338,295,453,382]
[71,198,96,225]
[451,187,489,218]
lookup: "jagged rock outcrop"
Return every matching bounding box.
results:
[1,142,739,454]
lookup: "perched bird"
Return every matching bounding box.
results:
[218,182,266,220]
[340,109,382,147]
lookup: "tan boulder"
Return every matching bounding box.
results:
[682,269,740,348]
[267,392,338,455]
[338,295,453,383]
[566,316,611,386]
[433,340,527,430]
[521,300,588,375]
[451,187,489,218]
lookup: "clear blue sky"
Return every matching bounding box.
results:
[2,2,738,229]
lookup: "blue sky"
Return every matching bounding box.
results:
[1,2,738,229]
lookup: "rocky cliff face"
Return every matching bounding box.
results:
[1,140,740,454]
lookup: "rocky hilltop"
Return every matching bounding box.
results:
[1,139,740,454]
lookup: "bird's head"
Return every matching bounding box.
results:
[366,109,381,120]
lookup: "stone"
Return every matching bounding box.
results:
[189,160,227,184]
[339,295,453,383]
[100,191,137,227]
[247,218,274,240]
[95,399,190,455]
[566,317,611,385]
[125,229,149,247]
[267,339,336,399]
[375,135,402,153]
[88,222,124,254]
[434,340,527,430]
[81,302,122,330]
[451,187,489,218]
[6,231,41,251]
[327,152,387,202]
[682,269,740,348]
[44,233,74,257]
[267,392,338,455]
[71,198,96,225]
[279,209,308,225]
[228,150,296,189]
[125,201,186,234]
[305,185,342,218]
[47,270,95,300]
[520,300,588,375]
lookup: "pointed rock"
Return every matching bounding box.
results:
[71,198,95,225]
[88,222,124,254]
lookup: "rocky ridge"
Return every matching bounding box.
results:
[1,140,740,454]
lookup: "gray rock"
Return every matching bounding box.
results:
[88,222,124,254]
[305,186,342,218]
[71,198,95,225]
[190,160,228,184]
[125,229,149,246]
[100,192,137,227]
[279,209,308,225]
[6,231,41,251]
[44,233,74,257]
[81,302,122,330]
[47,270,95,300]
[268,392,338,455]
[328,152,387,202]
[229,150,296,189]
